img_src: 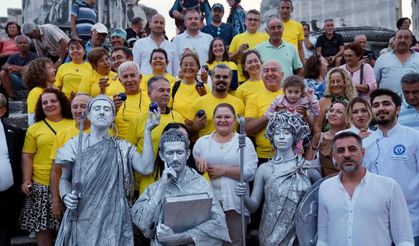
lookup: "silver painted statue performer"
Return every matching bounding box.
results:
[131,129,231,245]
[54,95,160,246]
[236,111,321,246]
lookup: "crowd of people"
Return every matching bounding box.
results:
[1,0,419,245]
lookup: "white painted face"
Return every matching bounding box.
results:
[88,99,114,128]
[273,128,294,151]
[159,141,190,175]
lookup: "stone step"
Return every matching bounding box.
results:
[15,90,29,101]
[9,100,27,114]
[11,235,36,246]
[4,113,28,129]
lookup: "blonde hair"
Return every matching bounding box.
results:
[324,67,357,100]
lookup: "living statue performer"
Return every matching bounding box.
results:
[54,95,160,246]
[131,128,231,246]
[236,111,321,246]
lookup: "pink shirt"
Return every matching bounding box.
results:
[0,38,18,55]
[340,63,377,101]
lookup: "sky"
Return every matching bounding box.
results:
[0,0,414,38]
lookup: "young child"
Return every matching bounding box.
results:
[265,75,320,119]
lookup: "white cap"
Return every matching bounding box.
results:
[91,23,108,34]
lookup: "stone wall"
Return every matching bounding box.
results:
[21,0,156,30]
[260,0,402,31]
[413,0,418,37]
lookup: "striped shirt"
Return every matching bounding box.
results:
[33,24,70,58]
[399,102,419,131]
[71,0,97,41]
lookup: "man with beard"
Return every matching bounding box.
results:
[317,131,414,246]
[363,88,419,245]
[191,64,244,137]
[133,14,179,76]
[201,3,234,46]
[172,9,213,68]
[375,30,419,96]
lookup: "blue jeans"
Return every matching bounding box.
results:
[414,236,419,246]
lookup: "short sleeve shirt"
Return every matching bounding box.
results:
[315,32,344,57]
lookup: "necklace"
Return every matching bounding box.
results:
[213,132,234,149]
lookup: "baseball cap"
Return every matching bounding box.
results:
[212,3,224,11]
[91,23,108,34]
[111,28,127,40]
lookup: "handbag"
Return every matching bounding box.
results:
[310,132,323,169]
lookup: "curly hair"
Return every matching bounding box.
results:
[22,57,53,91]
[34,87,72,122]
[265,111,311,147]
[5,21,21,38]
[324,67,357,100]
[344,43,363,59]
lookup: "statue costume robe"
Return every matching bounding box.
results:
[54,135,136,246]
[131,167,231,246]
[259,156,313,246]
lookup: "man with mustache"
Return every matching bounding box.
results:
[201,3,234,46]
[190,64,244,137]
[317,131,414,246]
[363,88,419,245]
[374,29,419,96]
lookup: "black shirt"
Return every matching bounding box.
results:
[316,32,344,57]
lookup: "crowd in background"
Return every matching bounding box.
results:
[1,0,419,245]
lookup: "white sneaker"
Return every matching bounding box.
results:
[28,231,36,239]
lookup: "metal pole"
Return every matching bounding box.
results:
[237,115,246,246]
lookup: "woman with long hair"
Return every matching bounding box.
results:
[313,67,357,135]
[304,54,329,100]
[24,57,56,126]
[19,88,73,246]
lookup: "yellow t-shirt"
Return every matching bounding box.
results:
[283,19,304,50]
[78,70,124,97]
[207,61,238,71]
[115,91,150,140]
[235,79,266,106]
[170,81,209,120]
[27,87,44,114]
[22,118,73,185]
[50,124,91,160]
[229,32,269,83]
[54,62,92,99]
[140,73,177,92]
[244,89,284,158]
[193,94,245,137]
[127,109,185,193]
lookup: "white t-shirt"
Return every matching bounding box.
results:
[0,121,13,191]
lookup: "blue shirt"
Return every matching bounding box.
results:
[201,23,234,45]
[374,51,419,96]
[71,0,97,42]
[399,102,419,131]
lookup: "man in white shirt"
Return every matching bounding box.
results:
[132,14,179,76]
[317,131,414,246]
[172,9,213,68]
[0,92,26,245]
[364,88,419,245]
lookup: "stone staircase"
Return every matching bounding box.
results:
[4,90,28,129]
